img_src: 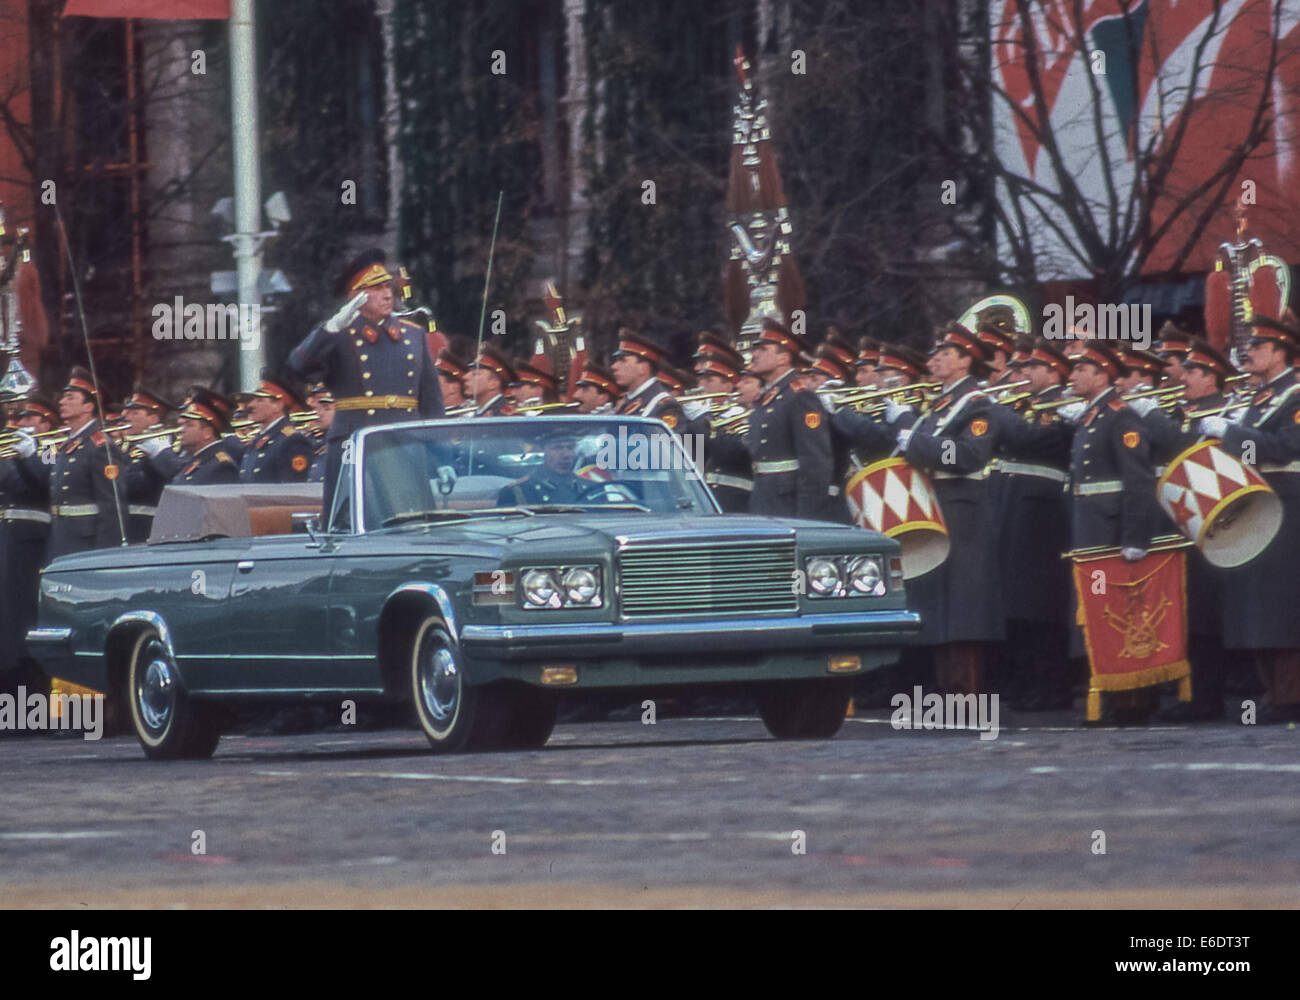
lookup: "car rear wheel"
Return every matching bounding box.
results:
[127,630,221,760]
[410,617,514,752]
[757,679,851,740]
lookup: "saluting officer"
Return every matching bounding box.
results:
[18,368,127,562]
[897,325,1003,696]
[120,384,175,543]
[691,333,751,512]
[610,330,687,431]
[171,389,241,485]
[468,344,519,417]
[287,249,444,508]
[1200,315,1300,723]
[1063,341,1159,723]
[233,373,316,484]
[746,318,832,520]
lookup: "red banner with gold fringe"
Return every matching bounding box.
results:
[1072,546,1190,721]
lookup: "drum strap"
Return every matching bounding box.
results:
[929,388,987,436]
[1247,381,1300,427]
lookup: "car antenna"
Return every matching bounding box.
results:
[467,190,504,476]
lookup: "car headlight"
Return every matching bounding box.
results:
[522,569,561,608]
[562,567,599,605]
[519,566,602,609]
[804,555,888,599]
[806,557,843,596]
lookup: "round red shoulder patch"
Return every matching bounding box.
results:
[103,464,119,480]
[292,455,308,472]
[1123,430,1140,448]
[1293,410,1300,425]
[971,418,988,437]
[662,414,678,429]
[805,411,821,430]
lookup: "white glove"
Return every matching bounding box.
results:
[324,291,368,333]
[436,465,457,494]
[896,428,913,450]
[818,392,838,414]
[1199,416,1229,439]
[682,399,710,421]
[1057,401,1086,423]
[9,429,35,458]
[883,399,913,425]
[1122,547,1147,563]
[136,435,169,458]
[1128,396,1158,417]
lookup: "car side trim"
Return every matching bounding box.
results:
[26,628,72,644]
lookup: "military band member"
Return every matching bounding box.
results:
[287,249,445,509]
[572,363,618,414]
[610,330,686,430]
[468,344,519,417]
[306,383,334,483]
[830,343,928,466]
[853,337,880,387]
[804,348,855,522]
[691,334,751,512]
[511,360,560,409]
[15,368,127,562]
[990,339,1074,709]
[746,318,832,520]
[0,394,57,695]
[897,325,1002,695]
[120,384,175,543]
[1064,341,1159,722]
[496,429,606,506]
[436,351,469,409]
[976,321,1018,387]
[1155,322,1193,383]
[171,389,241,486]
[1200,316,1300,722]
[233,373,315,484]
[1117,348,1181,466]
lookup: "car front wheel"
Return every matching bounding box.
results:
[757,679,851,740]
[410,617,517,752]
[127,630,221,760]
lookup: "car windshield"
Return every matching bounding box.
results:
[349,417,718,532]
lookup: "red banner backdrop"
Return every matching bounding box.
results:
[1072,548,1190,721]
[63,1,229,18]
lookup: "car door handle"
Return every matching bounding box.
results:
[237,560,255,573]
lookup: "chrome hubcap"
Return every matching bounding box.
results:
[138,642,174,732]
[419,642,459,731]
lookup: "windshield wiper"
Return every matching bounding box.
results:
[382,507,536,528]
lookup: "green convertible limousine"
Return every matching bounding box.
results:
[27,416,920,758]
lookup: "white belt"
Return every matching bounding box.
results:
[0,508,51,524]
[828,485,841,497]
[753,459,799,474]
[52,503,100,517]
[997,460,1069,483]
[706,473,753,492]
[128,504,157,517]
[1073,480,1122,496]
[1259,460,1300,474]
[933,465,991,481]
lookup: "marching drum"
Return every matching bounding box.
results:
[846,457,949,578]
[1157,439,1282,567]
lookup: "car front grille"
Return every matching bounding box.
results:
[617,539,798,617]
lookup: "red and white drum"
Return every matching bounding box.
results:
[846,457,949,579]
[1157,439,1282,567]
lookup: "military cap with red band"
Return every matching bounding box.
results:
[876,343,929,381]
[1182,338,1235,378]
[807,347,851,382]
[1120,348,1168,379]
[755,317,809,358]
[18,393,59,424]
[1156,321,1193,356]
[305,381,335,404]
[1248,313,1300,349]
[472,344,516,385]
[512,359,559,393]
[575,363,618,396]
[855,336,880,368]
[233,371,305,410]
[1069,340,1126,378]
[933,323,991,369]
[1021,338,1071,378]
[122,383,175,414]
[693,332,744,380]
[62,366,98,400]
[180,388,235,433]
[819,330,857,368]
[435,350,468,382]
[975,322,1016,357]
[611,329,666,367]
[658,364,695,394]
